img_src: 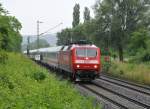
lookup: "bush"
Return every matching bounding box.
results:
[130,49,150,63]
[32,72,46,81]
[0,50,8,64]
[140,50,150,62]
[107,61,150,85]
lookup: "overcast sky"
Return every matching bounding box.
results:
[1,0,96,35]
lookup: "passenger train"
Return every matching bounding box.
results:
[24,41,101,81]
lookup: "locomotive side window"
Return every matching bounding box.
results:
[76,48,97,57]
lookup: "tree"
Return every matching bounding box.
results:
[0,2,22,52]
[0,3,7,15]
[72,4,80,28]
[7,16,22,51]
[72,24,85,41]
[57,28,72,45]
[84,7,90,22]
[0,16,22,52]
[129,29,150,55]
[128,28,150,62]
[29,39,50,50]
[0,27,9,50]
[94,0,150,61]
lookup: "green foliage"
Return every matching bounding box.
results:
[93,0,150,61]
[107,61,150,85]
[129,29,149,54]
[0,3,7,15]
[0,3,22,52]
[140,50,150,62]
[29,39,50,50]
[84,7,90,22]
[103,62,111,72]
[0,26,9,50]
[32,72,46,81]
[72,4,80,28]
[72,24,86,41]
[57,28,72,45]
[128,29,150,62]
[130,49,150,63]
[0,50,8,64]
[0,74,14,89]
[0,53,101,109]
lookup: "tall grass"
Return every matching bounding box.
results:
[107,61,150,86]
[0,52,100,109]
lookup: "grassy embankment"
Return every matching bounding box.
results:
[0,52,100,109]
[102,56,150,86]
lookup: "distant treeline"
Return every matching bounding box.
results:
[22,38,50,51]
[57,0,150,62]
[0,3,22,52]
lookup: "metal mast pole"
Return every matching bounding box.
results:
[27,36,30,55]
[37,20,39,51]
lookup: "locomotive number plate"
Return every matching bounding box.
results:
[76,60,98,64]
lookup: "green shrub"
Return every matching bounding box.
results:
[0,50,8,64]
[103,62,111,72]
[32,72,46,81]
[140,50,150,62]
[107,61,150,85]
[0,74,14,89]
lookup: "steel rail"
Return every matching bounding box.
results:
[93,81,150,109]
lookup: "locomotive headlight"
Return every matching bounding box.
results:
[94,65,98,68]
[77,65,80,68]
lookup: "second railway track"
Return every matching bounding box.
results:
[76,74,150,109]
[100,74,150,95]
[77,79,150,109]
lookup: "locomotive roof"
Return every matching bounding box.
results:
[71,44,97,48]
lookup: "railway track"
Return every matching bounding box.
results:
[76,74,150,109]
[100,74,150,96]
[77,80,150,109]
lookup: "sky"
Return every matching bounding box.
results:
[1,0,96,35]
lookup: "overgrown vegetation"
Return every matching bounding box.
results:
[128,29,150,62]
[0,50,8,64]
[0,52,100,109]
[107,61,150,85]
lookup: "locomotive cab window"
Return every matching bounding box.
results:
[76,48,97,57]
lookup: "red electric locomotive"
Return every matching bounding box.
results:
[58,41,101,81]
